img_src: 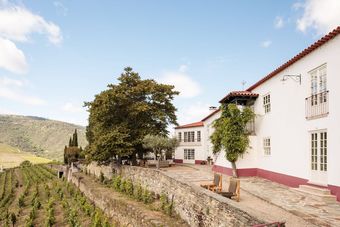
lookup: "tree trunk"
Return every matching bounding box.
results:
[131,151,137,166]
[231,161,238,178]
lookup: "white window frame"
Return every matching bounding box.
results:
[263,137,271,156]
[184,149,195,160]
[263,94,271,114]
[178,132,182,142]
[197,131,201,142]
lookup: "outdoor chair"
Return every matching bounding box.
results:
[219,177,240,202]
[200,173,222,192]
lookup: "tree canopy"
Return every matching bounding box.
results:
[84,67,179,164]
[210,103,254,177]
[142,135,179,160]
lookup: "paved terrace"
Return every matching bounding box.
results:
[161,164,340,227]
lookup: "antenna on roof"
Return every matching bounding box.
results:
[241,80,247,90]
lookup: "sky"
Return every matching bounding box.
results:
[0,0,340,127]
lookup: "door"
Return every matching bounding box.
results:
[310,131,328,185]
[183,149,195,164]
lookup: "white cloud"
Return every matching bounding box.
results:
[179,64,188,73]
[159,71,201,98]
[0,4,62,74]
[177,102,211,125]
[261,40,272,48]
[0,37,28,74]
[62,102,84,113]
[0,6,62,44]
[274,16,284,29]
[53,1,68,16]
[295,0,340,35]
[0,76,45,105]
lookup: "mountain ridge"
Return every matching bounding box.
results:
[0,114,87,161]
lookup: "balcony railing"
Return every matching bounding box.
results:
[305,91,329,119]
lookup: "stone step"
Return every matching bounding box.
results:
[299,184,331,195]
[291,185,337,203]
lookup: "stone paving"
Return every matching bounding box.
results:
[162,164,340,227]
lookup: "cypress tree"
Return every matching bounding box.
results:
[69,137,73,147]
[73,129,78,147]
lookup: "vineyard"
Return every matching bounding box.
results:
[0,163,112,227]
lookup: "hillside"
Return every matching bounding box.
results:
[0,143,51,169]
[0,115,87,161]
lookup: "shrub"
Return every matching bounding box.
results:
[142,189,153,204]
[119,179,126,193]
[133,184,143,201]
[20,160,32,167]
[18,194,24,207]
[125,179,133,196]
[112,175,121,191]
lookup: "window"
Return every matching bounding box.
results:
[197,131,201,142]
[184,132,188,142]
[184,149,195,160]
[263,138,271,155]
[310,64,327,105]
[189,131,195,142]
[178,132,182,142]
[263,94,271,113]
[310,131,327,171]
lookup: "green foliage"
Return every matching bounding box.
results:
[125,179,134,196]
[112,175,122,191]
[119,179,126,193]
[142,135,179,159]
[133,184,143,201]
[142,188,153,204]
[84,67,179,164]
[210,104,254,177]
[160,193,174,216]
[18,194,25,207]
[9,212,16,226]
[20,160,32,167]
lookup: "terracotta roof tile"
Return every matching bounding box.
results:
[219,90,259,103]
[246,26,340,91]
[201,108,220,121]
[175,121,204,129]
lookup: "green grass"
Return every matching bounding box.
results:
[0,143,51,169]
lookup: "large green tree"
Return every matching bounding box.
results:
[210,104,254,177]
[84,67,179,165]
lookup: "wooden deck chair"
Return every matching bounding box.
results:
[223,177,240,202]
[200,173,222,192]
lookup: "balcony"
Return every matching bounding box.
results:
[305,91,329,120]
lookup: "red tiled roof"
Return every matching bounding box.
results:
[219,90,259,103]
[201,108,220,121]
[175,121,204,129]
[246,26,340,91]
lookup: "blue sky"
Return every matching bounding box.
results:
[0,0,340,126]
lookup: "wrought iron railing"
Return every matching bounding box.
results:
[305,91,329,119]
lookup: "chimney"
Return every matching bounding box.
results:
[209,106,217,112]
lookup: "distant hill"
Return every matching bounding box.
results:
[0,143,51,169]
[0,115,87,161]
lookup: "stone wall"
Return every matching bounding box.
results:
[85,163,264,227]
[68,170,187,227]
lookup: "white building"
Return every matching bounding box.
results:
[175,26,340,201]
[174,108,220,164]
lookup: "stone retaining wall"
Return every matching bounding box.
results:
[85,163,264,227]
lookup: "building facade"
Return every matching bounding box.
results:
[175,27,340,201]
